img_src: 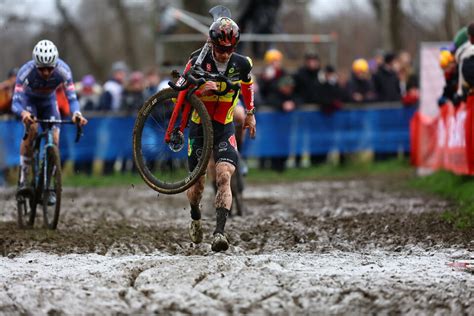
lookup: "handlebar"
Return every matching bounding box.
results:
[23,118,83,143]
[168,65,241,97]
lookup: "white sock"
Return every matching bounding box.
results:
[19,155,31,183]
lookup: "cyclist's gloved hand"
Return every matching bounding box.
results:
[199,81,218,96]
[21,111,35,125]
[452,93,464,107]
[72,112,88,126]
[244,113,256,139]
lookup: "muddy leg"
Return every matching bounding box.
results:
[212,162,235,252]
[186,175,205,243]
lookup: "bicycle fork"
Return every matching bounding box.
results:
[164,88,193,152]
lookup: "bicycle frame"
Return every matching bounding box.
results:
[25,120,82,192]
[32,125,55,193]
[164,87,193,144]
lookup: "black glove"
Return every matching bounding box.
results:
[452,93,464,107]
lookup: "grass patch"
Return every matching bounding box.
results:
[63,173,143,187]
[63,158,412,187]
[246,158,412,183]
[410,170,474,229]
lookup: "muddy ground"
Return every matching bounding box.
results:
[0,177,473,315]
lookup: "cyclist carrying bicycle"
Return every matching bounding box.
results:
[185,17,256,252]
[12,40,88,199]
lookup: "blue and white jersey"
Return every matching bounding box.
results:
[11,59,80,117]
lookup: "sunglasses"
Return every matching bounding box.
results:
[213,45,235,54]
[37,66,55,72]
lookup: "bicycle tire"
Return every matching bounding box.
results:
[16,169,36,228]
[42,146,62,229]
[133,88,213,194]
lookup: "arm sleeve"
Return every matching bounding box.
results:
[64,75,81,115]
[240,57,255,111]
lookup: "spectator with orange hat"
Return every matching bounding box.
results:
[438,49,458,106]
[258,48,287,104]
[345,58,376,103]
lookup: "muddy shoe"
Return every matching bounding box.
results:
[16,182,33,198]
[211,233,229,252]
[189,220,203,244]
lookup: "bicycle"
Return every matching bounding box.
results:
[16,119,82,229]
[133,41,241,195]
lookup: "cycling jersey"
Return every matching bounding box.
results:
[11,59,80,118]
[185,49,253,125]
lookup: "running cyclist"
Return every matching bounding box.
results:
[185,17,256,252]
[12,40,88,198]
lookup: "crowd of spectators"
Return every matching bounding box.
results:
[254,48,418,112]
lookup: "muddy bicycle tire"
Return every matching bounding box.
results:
[133,88,213,194]
[42,146,62,229]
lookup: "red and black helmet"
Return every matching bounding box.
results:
[209,17,240,50]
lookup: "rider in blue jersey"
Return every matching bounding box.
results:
[12,40,88,195]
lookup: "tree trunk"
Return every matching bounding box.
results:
[444,0,457,40]
[389,0,402,52]
[109,0,139,70]
[55,0,104,78]
[370,0,402,52]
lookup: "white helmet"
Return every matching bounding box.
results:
[32,40,59,67]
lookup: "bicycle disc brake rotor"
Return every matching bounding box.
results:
[168,128,185,152]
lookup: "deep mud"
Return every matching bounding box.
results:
[0,178,473,315]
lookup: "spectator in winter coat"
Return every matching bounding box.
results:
[76,74,102,112]
[372,53,401,102]
[121,71,145,114]
[99,61,128,112]
[293,52,324,105]
[319,65,344,114]
[265,75,303,172]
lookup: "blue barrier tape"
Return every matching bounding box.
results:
[0,106,416,167]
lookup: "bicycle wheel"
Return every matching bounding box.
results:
[133,88,213,194]
[42,146,62,229]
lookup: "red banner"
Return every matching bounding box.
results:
[410,95,474,175]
